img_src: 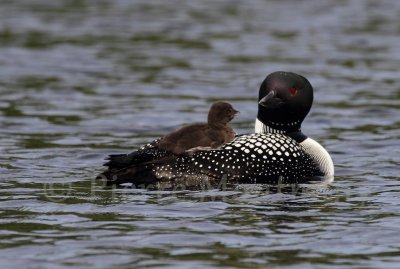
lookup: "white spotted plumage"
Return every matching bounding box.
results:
[151,133,321,184]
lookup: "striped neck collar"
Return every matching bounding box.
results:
[255,118,285,134]
[255,118,307,142]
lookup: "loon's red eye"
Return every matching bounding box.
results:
[290,87,297,95]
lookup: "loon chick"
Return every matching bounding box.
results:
[99,71,334,188]
[158,102,238,155]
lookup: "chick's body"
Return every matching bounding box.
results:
[158,102,238,155]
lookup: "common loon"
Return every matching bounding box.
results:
[99,71,334,188]
[158,102,238,155]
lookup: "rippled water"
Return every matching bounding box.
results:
[1,0,399,268]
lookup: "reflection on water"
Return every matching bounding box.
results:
[0,0,399,268]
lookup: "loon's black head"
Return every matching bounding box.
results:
[257,71,313,133]
[208,102,239,126]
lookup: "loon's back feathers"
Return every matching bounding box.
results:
[156,133,322,182]
[102,133,323,187]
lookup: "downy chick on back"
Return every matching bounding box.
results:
[157,102,239,155]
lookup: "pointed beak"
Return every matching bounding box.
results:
[258,90,276,107]
[229,108,239,121]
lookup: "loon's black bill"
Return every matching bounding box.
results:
[259,90,283,108]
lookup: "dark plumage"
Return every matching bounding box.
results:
[158,102,238,155]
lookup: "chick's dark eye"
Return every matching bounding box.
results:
[290,87,297,95]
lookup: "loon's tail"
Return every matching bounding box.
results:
[98,144,173,186]
[99,163,156,187]
[104,154,132,168]
[104,151,158,168]
[98,157,177,187]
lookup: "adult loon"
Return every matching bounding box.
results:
[99,71,334,188]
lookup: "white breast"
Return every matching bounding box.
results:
[300,137,334,179]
